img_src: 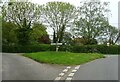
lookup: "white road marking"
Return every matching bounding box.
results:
[55,77,61,80]
[54,66,72,80]
[72,69,77,72]
[55,65,81,81]
[68,73,75,77]
[63,69,68,72]
[66,77,72,80]
[59,73,65,76]
[75,65,80,70]
[66,66,71,69]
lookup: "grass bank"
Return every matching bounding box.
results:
[22,51,105,65]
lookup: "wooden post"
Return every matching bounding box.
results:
[56,41,58,52]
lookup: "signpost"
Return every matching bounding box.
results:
[51,43,62,52]
[51,43,62,45]
[107,42,110,46]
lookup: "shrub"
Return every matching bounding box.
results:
[2,43,120,54]
[71,45,120,54]
[49,45,66,51]
[2,44,50,53]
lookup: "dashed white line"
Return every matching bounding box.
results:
[75,65,80,70]
[54,65,81,81]
[66,66,71,69]
[59,73,65,76]
[54,77,61,80]
[66,77,72,80]
[63,69,68,72]
[54,66,71,80]
[68,73,75,77]
[71,69,77,72]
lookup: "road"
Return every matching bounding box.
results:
[72,55,118,80]
[2,53,66,80]
[2,53,119,81]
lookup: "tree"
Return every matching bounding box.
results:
[38,35,50,44]
[114,30,120,44]
[62,32,73,45]
[2,21,18,46]
[106,25,119,45]
[30,23,50,44]
[72,37,97,45]
[97,25,119,45]
[41,1,77,51]
[73,0,110,45]
[3,1,41,45]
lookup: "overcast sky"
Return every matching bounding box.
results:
[31,0,119,29]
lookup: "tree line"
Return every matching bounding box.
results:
[1,0,120,49]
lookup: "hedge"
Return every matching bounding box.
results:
[2,44,120,54]
[71,45,120,54]
[2,44,50,53]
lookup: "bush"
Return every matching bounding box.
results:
[49,45,71,52]
[71,45,96,53]
[2,44,67,53]
[49,45,56,51]
[2,43,120,54]
[2,44,50,53]
[71,45,120,54]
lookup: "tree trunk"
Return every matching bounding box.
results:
[53,30,56,43]
[114,32,120,44]
[55,39,59,52]
[58,24,65,43]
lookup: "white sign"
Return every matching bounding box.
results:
[51,43,62,45]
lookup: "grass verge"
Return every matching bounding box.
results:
[22,51,105,65]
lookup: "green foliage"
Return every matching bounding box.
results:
[3,42,119,54]
[3,2,41,45]
[2,44,50,53]
[41,1,77,43]
[23,51,104,65]
[73,0,111,44]
[2,1,119,53]
[97,45,120,54]
[30,23,49,44]
[62,32,73,45]
[16,27,32,45]
[2,21,50,52]
[72,37,98,45]
[2,21,18,46]
[106,25,119,44]
[50,45,71,52]
[38,35,50,44]
[71,45,120,54]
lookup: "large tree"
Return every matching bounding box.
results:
[95,25,119,45]
[2,1,41,45]
[40,1,77,51]
[73,0,110,45]
[2,21,18,46]
[114,30,120,44]
[30,23,50,44]
[106,25,119,45]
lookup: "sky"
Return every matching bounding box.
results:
[31,0,119,29]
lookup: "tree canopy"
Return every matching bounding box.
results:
[2,0,119,50]
[72,0,112,44]
[2,1,42,45]
[40,1,77,43]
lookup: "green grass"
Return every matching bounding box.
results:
[22,51,105,65]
